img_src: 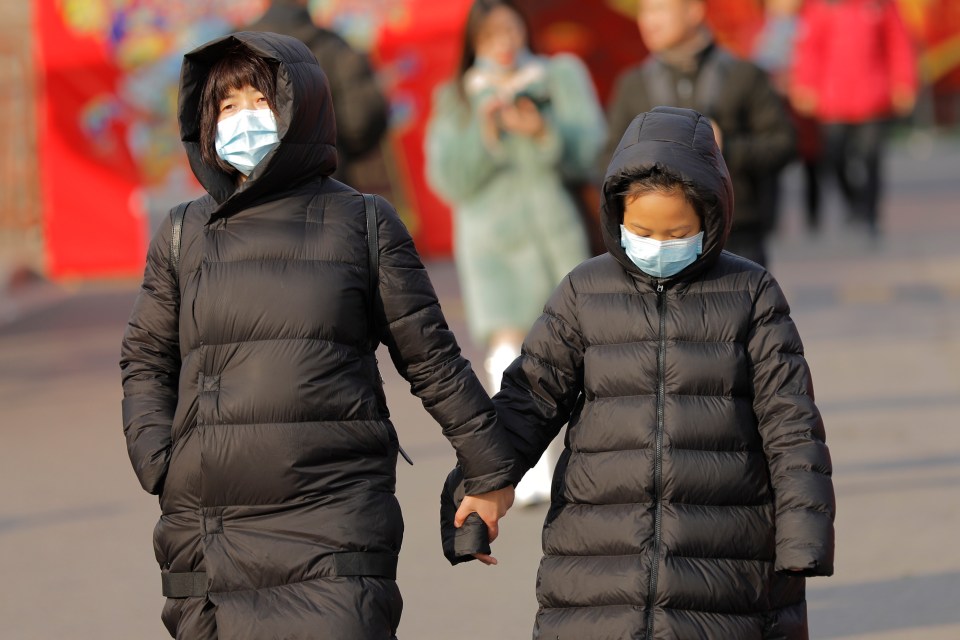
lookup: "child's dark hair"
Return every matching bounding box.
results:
[616,165,716,224]
[199,43,278,174]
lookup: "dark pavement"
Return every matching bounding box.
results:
[1,134,959,639]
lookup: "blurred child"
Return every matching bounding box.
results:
[450,107,835,639]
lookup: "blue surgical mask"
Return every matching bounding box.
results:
[215,109,279,176]
[620,226,704,278]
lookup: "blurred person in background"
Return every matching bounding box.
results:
[424,0,606,506]
[754,0,824,233]
[791,0,918,239]
[120,32,514,639]
[605,0,795,267]
[246,0,389,188]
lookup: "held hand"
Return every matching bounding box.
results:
[498,97,546,139]
[455,485,515,565]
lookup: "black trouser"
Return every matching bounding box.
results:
[821,120,887,233]
[803,158,822,230]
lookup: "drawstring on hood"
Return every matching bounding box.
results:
[178,31,338,220]
[600,106,734,286]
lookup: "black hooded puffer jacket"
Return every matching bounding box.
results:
[120,32,513,639]
[492,107,835,639]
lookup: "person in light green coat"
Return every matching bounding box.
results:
[425,0,606,506]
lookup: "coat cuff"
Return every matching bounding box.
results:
[460,467,515,496]
[775,509,835,576]
[440,466,493,565]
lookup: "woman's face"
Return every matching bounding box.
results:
[218,84,270,121]
[622,188,702,242]
[474,6,527,68]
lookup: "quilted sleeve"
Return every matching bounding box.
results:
[374,195,514,495]
[748,272,835,575]
[494,274,586,484]
[119,214,180,495]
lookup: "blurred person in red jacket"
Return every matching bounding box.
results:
[791,0,918,238]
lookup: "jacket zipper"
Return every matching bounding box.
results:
[645,282,666,639]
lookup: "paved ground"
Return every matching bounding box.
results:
[1,134,959,639]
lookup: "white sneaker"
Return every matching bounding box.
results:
[484,342,520,394]
[514,438,562,507]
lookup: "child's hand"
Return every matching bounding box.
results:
[455,485,515,565]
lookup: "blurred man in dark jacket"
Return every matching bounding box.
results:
[605,0,795,267]
[247,0,389,188]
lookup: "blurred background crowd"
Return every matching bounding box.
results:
[0,0,958,284]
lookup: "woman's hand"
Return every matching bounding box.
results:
[478,97,505,150]
[790,87,818,117]
[455,485,515,565]
[498,97,546,139]
[892,86,916,117]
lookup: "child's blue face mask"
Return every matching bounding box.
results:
[620,226,704,278]
[215,108,279,176]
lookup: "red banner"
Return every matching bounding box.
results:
[31,0,960,279]
[35,0,146,279]
[375,0,474,256]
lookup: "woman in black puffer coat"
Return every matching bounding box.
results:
[449,106,835,639]
[120,32,514,639]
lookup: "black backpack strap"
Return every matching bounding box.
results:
[363,194,380,348]
[169,201,190,284]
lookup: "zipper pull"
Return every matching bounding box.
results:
[656,283,664,293]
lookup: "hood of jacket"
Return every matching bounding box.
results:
[600,106,734,286]
[178,31,337,219]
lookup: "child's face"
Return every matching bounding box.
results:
[622,188,702,242]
